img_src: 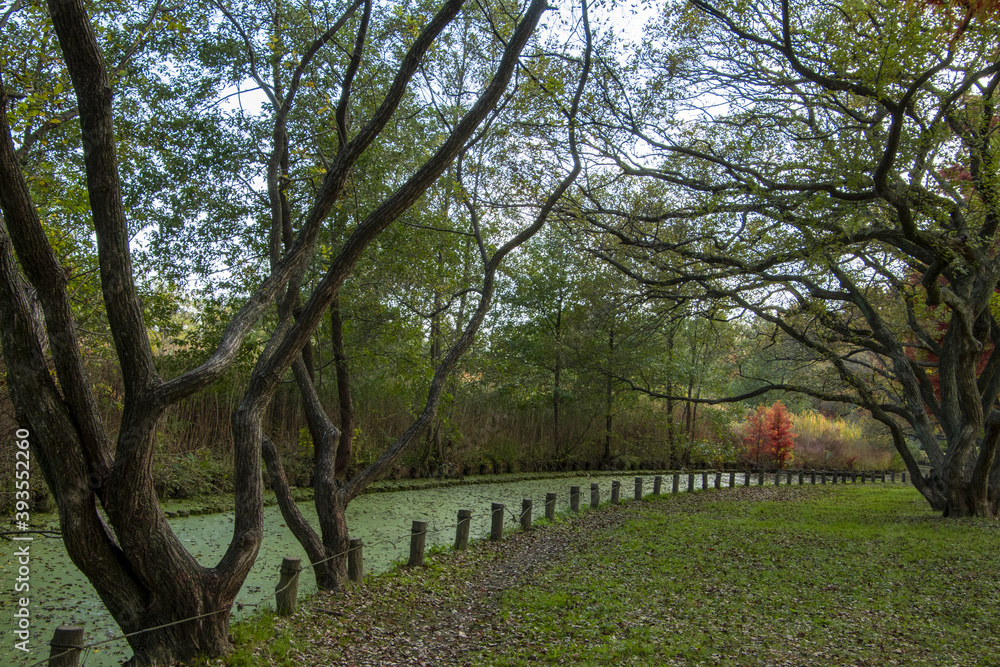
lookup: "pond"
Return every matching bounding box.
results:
[0,470,737,666]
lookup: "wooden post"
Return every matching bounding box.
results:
[701,472,708,490]
[861,471,867,484]
[455,510,472,551]
[570,485,581,512]
[831,471,838,484]
[521,499,532,530]
[546,493,557,521]
[810,471,816,484]
[728,471,735,488]
[275,557,301,616]
[775,471,781,486]
[672,473,680,494]
[757,472,764,486]
[653,476,663,495]
[635,477,644,500]
[591,482,600,508]
[491,503,504,541]
[714,473,721,490]
[852,471,858,483]
[48,626,84,667]
[348,538,364,583]
[798,471,804,485]
[408,521,427,566]
[744,471,751,487]
[821,472,827,484]
[688,473,696,492]
[891,471,896,483]
[611,481,621,504]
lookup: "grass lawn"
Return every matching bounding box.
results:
[216,483,1000,666]
[475,485,1000,667]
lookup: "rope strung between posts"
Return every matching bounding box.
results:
[27,504,525,666]
[26,534,401,667]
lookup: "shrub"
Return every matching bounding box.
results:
[791,411,895,470]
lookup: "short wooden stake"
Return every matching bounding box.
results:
[570,485,581,511]
[490,503,504,541]
[810,471,816,484]
[348,538,364,582]
[672,473,680,494]
[653,476,663,495]
[591,482,600,508]
[891,471,896,483]
[688,473,696,492]
[611,481,621,504]
[728,472,735,488]
[861,471,867,484]
[521,499,532,530]
[702,472,708,490]
[455,510,472,551]
[275,557,301,616]
[635,477,644,500]
[545,493,557,521]
[408,521,427,566]
[757,472,764,486]
[831,471,838,484]
[821,472,827,484]
[714,473,721,490]
[744,471,751,487]
[48,626,84,667]
[775,471,781,486]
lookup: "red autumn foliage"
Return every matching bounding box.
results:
[743,401,796,470]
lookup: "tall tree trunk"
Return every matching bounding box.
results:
[604,325,614,460]
[665,326,676,462]
[426,283,444,465]
[553,295,563,459]
[331,298,354,476]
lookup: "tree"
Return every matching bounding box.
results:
[261,0,595,591]
[743,401,796,470]
[583,0,1000,515]
[0,0,563,662]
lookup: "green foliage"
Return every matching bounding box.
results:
[153,446,233,499]
[218,609,297,667]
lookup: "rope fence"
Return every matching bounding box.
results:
[27,467,907,666]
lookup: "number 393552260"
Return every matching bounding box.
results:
[14,428,30,522]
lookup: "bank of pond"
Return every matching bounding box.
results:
[1,468,904,666]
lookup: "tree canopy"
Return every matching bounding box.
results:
[580,0,1000,516]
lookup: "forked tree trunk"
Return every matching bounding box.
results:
[259,0,557,592]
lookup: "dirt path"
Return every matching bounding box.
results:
[271,504,634,666]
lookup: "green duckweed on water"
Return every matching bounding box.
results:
[1,470,671,666]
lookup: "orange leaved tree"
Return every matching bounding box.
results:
[744,401,796,470]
